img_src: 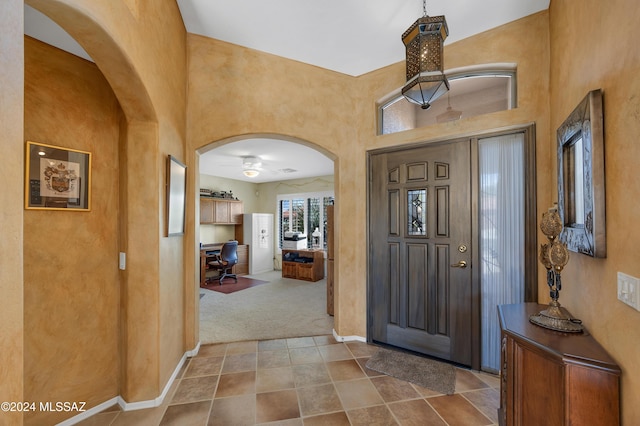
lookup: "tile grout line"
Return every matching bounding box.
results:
[342,341,404,425]
[457,390,497,426]
[177,336,500,425]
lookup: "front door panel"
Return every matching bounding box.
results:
[369,140,472,366]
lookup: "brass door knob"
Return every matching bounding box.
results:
[450,260,467,268]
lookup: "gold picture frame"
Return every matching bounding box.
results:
[557,89,606,257]
[25,141,91,211]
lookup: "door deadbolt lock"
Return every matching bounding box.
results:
[458,244,468,253]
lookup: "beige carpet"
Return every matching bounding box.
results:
[199,270,334,344]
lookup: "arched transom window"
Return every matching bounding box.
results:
[378,65,517,135]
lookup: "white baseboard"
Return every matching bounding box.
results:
[55,397,119,426]
[333,329,366,343]
[186,341,201,358]
[57,341,201,425]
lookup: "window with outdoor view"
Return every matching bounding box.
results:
[278,191,334,250]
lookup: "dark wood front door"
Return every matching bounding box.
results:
[368,140,473,366]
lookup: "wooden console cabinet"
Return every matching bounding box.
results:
[282,249,324,282]
[498,303,620,426]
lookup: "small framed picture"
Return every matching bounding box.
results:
[25,141,91,211]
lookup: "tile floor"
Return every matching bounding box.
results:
[79,335,500,426]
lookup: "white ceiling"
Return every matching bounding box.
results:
[199,139,334,183]
[24,5,93,62]
[24,0,549,183]
[177,0,549,77]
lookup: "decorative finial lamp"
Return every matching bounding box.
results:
[401,0,449,109]
[530,205,584,332]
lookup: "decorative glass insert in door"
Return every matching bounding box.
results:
[407,189,427,236]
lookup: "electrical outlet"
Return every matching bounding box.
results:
[617,272,640,311]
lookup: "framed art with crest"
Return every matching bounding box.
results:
[25,141,91,211]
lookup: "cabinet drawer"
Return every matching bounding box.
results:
[282,262,297,278]
[296,263,315,281]
[498,303,620,426]
[237,245,248,261]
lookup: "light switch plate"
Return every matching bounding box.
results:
[617,272,640,311]
[119,252,126,270]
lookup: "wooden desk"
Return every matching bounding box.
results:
[200,243,248,285]
[498,303,620,426]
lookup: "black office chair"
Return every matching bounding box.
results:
[208,240,238,284]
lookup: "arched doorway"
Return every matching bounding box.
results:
[21,1,183,421]
[195,136,338,343]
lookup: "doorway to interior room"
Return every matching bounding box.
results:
[196,137,337,344]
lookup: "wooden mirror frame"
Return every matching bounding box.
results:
[557,89,606,257]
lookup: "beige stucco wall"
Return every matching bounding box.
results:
[362,11,551,165]
[256,175,335,215]
[549,1,640,423]
[186,33,352,333]
[185,13,552,338]
[2,0,639,424]
[359,11,553,337]
[0,2,24,425]
[18,0,188,422]
[23,36,122,425]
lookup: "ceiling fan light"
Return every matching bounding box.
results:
[243,169,260,178]
[242,156,261,177]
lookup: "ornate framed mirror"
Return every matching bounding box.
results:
[557,89,606,257]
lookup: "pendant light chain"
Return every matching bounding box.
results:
[423,0,428,17]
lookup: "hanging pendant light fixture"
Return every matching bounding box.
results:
[401,0,449,110]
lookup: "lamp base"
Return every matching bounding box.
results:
[529,302,584,333]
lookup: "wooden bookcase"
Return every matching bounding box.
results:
[281,249,324,282]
